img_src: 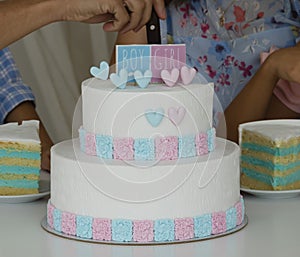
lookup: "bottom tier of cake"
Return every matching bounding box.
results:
[48,138,244,243]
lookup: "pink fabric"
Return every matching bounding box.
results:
[155,136,178,160]
[174,218,194,240]
[195,133,208,155]
[133,220,154,242]
[113,137,134,160]
[61,212,76,236]
[212,212,226,235]
[92,218,112,241]
[85,132,96,155]
[261,46,300,113]
[47,203,54,228]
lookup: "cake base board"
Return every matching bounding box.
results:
[41,215,248,245]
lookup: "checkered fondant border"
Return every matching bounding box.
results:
[79,127,216,161]
[47,196,244,243]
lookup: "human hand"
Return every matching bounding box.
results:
[39,123,53,172]
[265,42,300,84]
[58,0,166,33]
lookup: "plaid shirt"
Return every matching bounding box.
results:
[0,48,35,124]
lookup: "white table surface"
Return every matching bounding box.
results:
[0,193,299,257]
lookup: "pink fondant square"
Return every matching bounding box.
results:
[155,136,178,160]
[86,132,96,155]
[195,133,208,155]
[113,138,134,160]
[133,220,154,242]
[174,218,194,240]
[92,218,112,241]
[61,212,76,236]
[212,212,226,235]
[235,201,243,226]
[47,203,55,228]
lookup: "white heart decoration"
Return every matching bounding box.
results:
[161,68,180,87]
[180,66,196,85]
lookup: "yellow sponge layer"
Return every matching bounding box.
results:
[241,173,300,190]
[0,141,40,152]
[0,187,38,195]
[242,129,300,148]
[0,158,40,167]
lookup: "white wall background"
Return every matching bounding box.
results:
[10,22,116,143]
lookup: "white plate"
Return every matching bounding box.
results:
[41,215,248,245]
[0,170,50,203]
[241,187,300,199]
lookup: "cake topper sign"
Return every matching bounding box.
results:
[116,44,186,82]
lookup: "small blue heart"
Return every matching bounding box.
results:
[134,70,152,89]
[90,61,109,80]
[110,69,128,89]
[145,108,164,127]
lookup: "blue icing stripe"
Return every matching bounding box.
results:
[242,142,300,156]
[0,179,38,188]
[0,166,40,175]
[242,167,300,187]
[0,149,40,159]
[241,155,300,171]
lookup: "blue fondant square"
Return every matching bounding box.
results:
[76,215,93,239]
[154,219,175,242]
[134,138,155,160]
[95,135,113,159]
[207,128,216,152]
[112,219,133,242]
[178,135,196,158]
[194,214,212,238]
[226,207,237,230]
[53,209,62,232]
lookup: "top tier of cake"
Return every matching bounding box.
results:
[81,78,214,139]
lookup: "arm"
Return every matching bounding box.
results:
[5,101,53,172]
[224,43,300,142]
[0,48,53,171]
[0,0,165,49]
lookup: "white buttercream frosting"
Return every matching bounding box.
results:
[82,78,214,138]
[50,138,240,220]
[239,119,300,143]
[0,120,40,143]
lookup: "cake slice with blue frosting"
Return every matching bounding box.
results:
[0,120,41,195]
[239,120,300,190]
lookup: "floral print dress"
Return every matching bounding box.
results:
[161,0,300,120]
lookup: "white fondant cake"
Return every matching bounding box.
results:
[47,50,245,243]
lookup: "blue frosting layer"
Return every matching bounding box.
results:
[0,165,40,175]
[0,179,38,188]
[242,142,300,156]
[0,149,40,160]
[241,156,300,171]
[242,167,300,187]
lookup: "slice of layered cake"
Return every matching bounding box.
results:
[239,120,300,190]
[0,120,41,195]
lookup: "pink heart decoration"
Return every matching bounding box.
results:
[168,107,186,125]
[161,68,180,87]
[180,66,196,85]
